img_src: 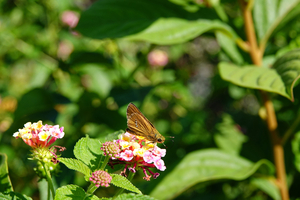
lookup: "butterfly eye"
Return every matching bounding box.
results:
[157,138,162,143]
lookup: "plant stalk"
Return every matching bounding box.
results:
[240,1,289,199]
[41,161,55,199]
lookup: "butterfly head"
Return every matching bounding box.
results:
[156,134,165,143]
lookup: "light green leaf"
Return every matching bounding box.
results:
[292,131,300,172]
[125,18,237,45]
[219,49,300,101]
[59,158,91,180]
[214,114,247,155]
[54,185,99,200]
[251,177,281,200]
[113,193,158,200]
[0,153,13,193]
[111,174,142,194]
[216,31,243,64]
[150,149,274,200]
[74,136,103,171]
[253,0,300,45]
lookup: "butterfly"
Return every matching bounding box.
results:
[126,103,165,144]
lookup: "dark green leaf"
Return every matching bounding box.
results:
[150,149,274,200]
[0,153,13,193]
[54,185,99,200]
[111,174,142,194]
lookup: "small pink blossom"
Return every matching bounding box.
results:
[147,49,169,67]
[61,11,79,28]
[143,151,155,163]
[154,159,166,171]
[120,150,134,161]
[153,146,166,157]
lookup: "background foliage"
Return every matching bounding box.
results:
[1,0,300,199]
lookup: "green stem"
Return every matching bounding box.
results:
[100,156,110,170]
[86,183,98,194]
[41,162,55,199]
[113,171,135,199]
[282,112,300,145]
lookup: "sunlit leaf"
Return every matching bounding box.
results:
[59,158,91,181]
[73,136,103,171]
[113,193,157,200]
[0,153,13,193]
[253,0,300,44]
[219,49,300,101]
[55,185,99,200]
[251,177,281,200]
[111,174,142,194]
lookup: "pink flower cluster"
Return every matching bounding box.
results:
[104,132,167,181]
[13,121,64,148]
[89,170,112,187]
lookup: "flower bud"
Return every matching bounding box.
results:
[89,170,112,187]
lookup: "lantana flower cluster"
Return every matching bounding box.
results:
[102,132,167,181]
[13,120,65,148]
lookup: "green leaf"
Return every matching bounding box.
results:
[73,136,103,171]
[216,31,243,64]
[125,19,237,45]
[292,131,300,172]
[76,0,236,45]
[251,177,281,200]
[150,149,274,200]
[219,49,300,101]
[253,0,300,44]
[98,130,123,144]
[0,153,13,193]
[111,174,142,194]
[0,192,32,200]
[272,49,300,101]
[54,185,99,200]
[59,158,91,180]
[113,193,158,200]
[214,114,247,155]
[76,0,190,39]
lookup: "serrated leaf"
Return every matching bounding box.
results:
[111,174,142,194]
[150,149,274,200]
[0,153,13,193]
[74,136,103,171]
[55,185,99,200]
[251,177,281,200]
[0,192,32,200]
[59,158,91,180]
[113,193,158,200]
[214,114,247,155]
[253,0,300,44]
[218,50,300,101]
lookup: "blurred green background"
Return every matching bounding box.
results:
[1,0,300,199]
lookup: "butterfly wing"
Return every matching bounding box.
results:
[126,103,157,141]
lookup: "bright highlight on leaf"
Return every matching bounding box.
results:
[219,49,300,101]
